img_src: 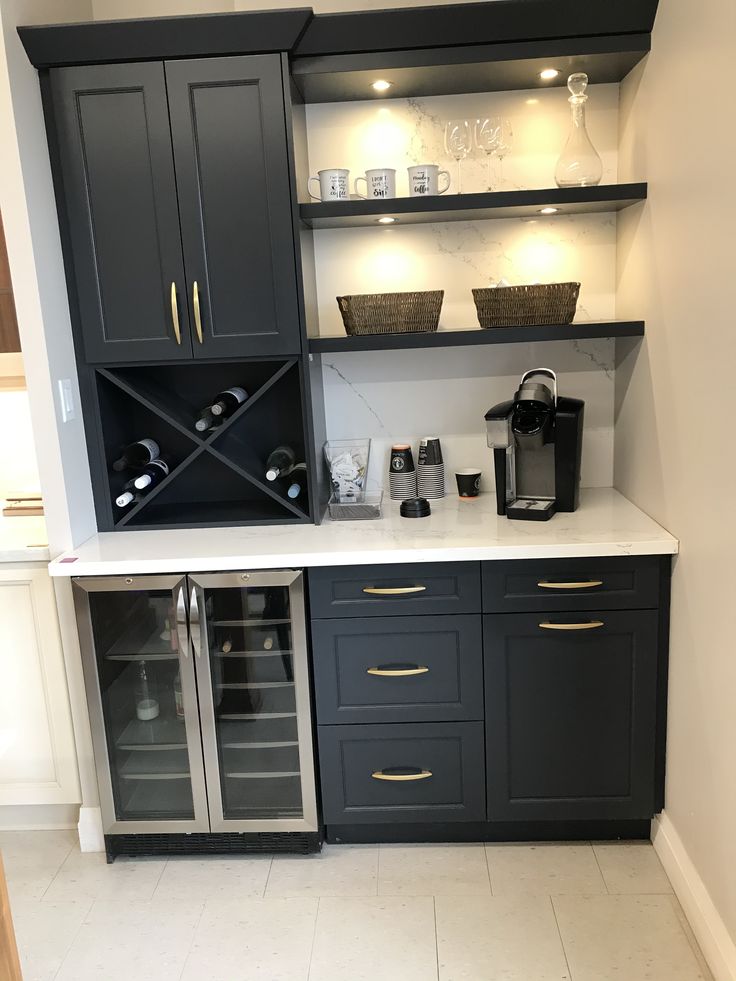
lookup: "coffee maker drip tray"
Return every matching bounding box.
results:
[506,498,557,521]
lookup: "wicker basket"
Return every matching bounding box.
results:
[336,291,443,335]
[472,282,580,328]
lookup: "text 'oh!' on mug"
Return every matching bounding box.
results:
[355,168,396,199]
[407,165,451,196]
[308,169,350,201]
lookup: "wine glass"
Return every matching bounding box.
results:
[474,117,501,191]
[444,119,472,194]
[493,117,513,187]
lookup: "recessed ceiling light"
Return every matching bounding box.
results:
[539,68,561,81]
[371,79,393,93]
[539,207,559,215]
[377,216,396,224]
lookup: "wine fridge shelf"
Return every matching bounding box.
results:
[89,358,313,531]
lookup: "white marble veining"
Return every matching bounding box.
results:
[48,488,677,578]
[0,514,49,563]
[322,340,615,492]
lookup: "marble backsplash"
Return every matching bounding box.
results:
[322,339,615,493]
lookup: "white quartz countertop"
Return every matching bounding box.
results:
[48,488,677,578]
[0,514,49,563]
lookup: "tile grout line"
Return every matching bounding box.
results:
[50,895,95,981]
[175,898,208,981]
[375,843,380,896]
[432,895,441,981]
[589,842,610,894]
[549,894,576,981]
[306,895,321,981]
[483,844,494,895]
[262,855,275,897]
[39,845,75,901]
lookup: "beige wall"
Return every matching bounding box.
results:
[615,0,736,952]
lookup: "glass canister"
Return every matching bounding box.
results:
[554,72,603,188]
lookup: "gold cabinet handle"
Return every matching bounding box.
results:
[537,580,603,589]
[170,282,181,345]
[367,666,429,677]
[362,586,427,595]
[371,769,432,782]
[539,621,604,630]
[193,280,203,344]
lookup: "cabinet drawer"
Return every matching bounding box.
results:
[311,615,483,724]
[308,563,481,618]
[482,556,663,612]
[318,722,485,824]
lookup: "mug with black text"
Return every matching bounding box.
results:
[355,168,396,199]
[407,164,451,197]
[308,168,350,201]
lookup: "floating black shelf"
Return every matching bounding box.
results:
[308,321,645,354]
[299,184,647,230]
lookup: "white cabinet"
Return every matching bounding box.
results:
[0,564,80,815]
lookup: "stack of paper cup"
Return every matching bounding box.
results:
[417,437,445,500]
[389,445,417,501]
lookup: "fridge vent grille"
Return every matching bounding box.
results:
[105,831,321,861]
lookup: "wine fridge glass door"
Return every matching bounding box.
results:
[190,570,317,833]
[73,575,209,834]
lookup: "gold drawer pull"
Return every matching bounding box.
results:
[362,586,427,595]
[170,282,181,345]
[367,666,429,677]
[537,580,603,589]
[193,280,204,344]
[539,621,604,631]
[371,769,432,782]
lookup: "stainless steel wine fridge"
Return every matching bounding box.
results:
[72,570,318,857]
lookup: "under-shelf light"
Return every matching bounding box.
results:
[539,207,559,215]
[539,68,561,81]
[371,79,393,93]
[377,216,396,224]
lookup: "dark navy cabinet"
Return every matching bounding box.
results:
[309,555,670,841]
[484,609,659,821]
[49,54,300,364]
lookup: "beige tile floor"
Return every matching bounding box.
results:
[1,831,714,981]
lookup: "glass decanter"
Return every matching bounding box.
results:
[554,72,603,188]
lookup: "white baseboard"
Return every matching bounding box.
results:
[77,805,105,852]
[652,813,736,981]
[0,803,79,830]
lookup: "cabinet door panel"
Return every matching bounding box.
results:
[485,610,658,821]
[50,63,192,363]
[166,56,301,358]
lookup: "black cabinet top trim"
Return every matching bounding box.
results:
[294,0,660,58]
[18,8,312,69]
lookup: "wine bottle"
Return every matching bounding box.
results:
[194,407,218,433]
[265,445,295,481]
[115,479,139,508]
[112,438,160,473]
[133,459,169,491]
[287,462,308,499]
[210,386,248,418]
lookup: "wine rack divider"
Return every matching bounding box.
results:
[93,358,311,530]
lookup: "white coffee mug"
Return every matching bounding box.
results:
[354,168,396,200]
[407,164,451,197]
[308,168,350,201]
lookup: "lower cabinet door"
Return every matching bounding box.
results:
[484,610,659,821]
[318,722,485,824]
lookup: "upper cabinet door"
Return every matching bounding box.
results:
[50,63,193,363]
[165,56,302,358]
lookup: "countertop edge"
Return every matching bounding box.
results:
[48,538,678,577]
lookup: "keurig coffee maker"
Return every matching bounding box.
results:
[485,368,584,521]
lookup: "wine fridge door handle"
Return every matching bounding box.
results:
[193,281,204,344]
[189,585,201,657]
[170,282,182,345]
[175,585,189,658]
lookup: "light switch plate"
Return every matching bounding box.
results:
[58,378,75,422]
